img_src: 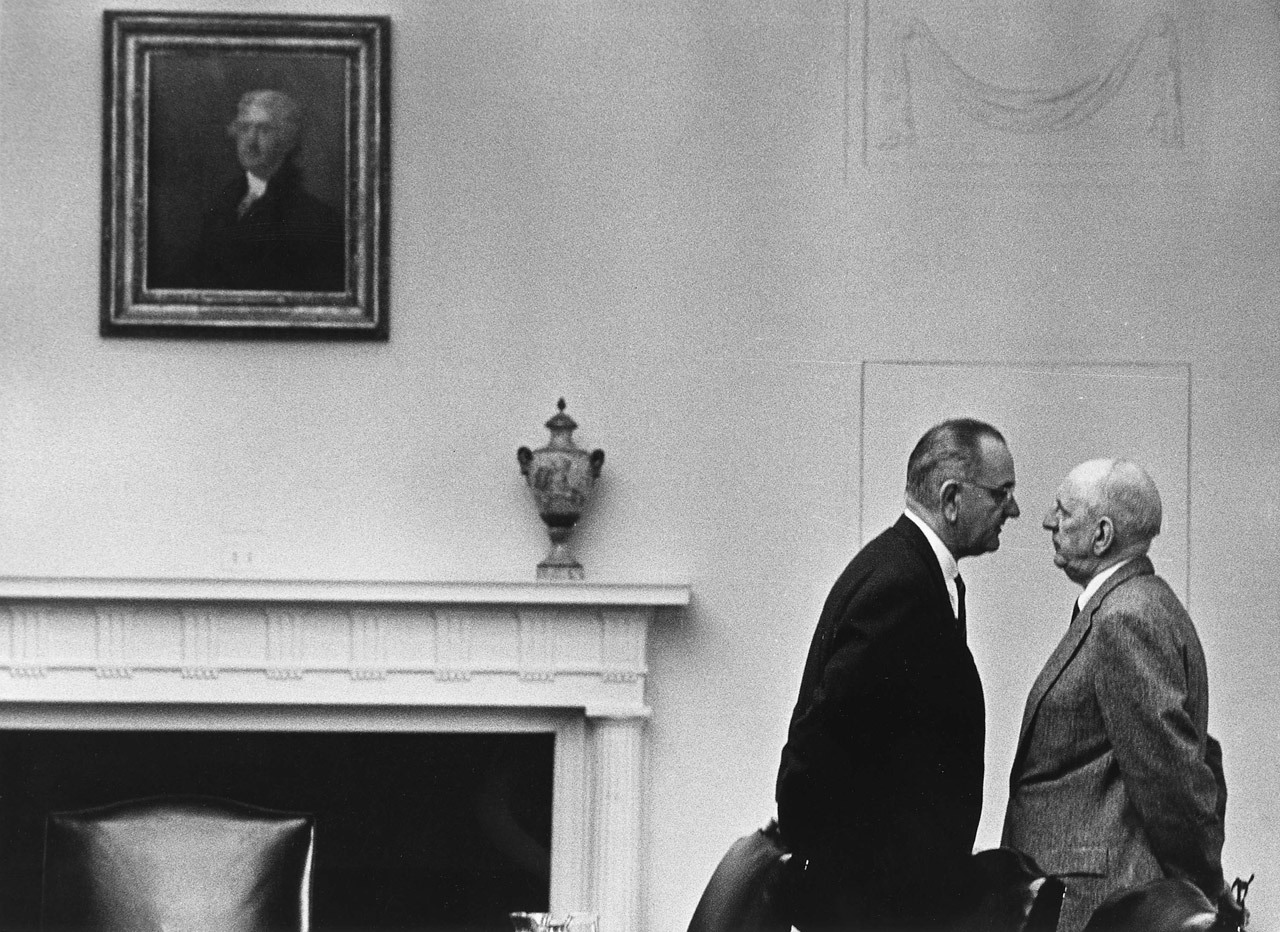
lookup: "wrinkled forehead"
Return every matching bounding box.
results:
[1058,468,1103,510]
[975,435,1015,484]
[1054,477,1085,508]
[1063,460,1111,501]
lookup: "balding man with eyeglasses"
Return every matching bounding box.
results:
[777,417,1022,931]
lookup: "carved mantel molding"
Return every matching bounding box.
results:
[0,575,690,932]
[0,577,687,709]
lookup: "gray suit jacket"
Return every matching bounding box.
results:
[1001,557,1226,932]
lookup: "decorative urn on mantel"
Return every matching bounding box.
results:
[517,399,605,581]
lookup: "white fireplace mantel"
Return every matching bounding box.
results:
[0,575,691,932]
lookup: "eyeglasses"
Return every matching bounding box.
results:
[960,481,1017,507]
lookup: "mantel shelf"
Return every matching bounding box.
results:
[0,576,691,608]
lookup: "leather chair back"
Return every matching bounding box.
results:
[967,847,1066,932]
[41,795,314,932]
[685,829,1068,932]
[1082,878,1222,932]
[686,820,792,932]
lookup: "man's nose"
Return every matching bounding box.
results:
[1006,494,1020,519]
[1041,510,1055,530]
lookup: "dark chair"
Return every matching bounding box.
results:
[1082,878,1242,932]
[686,824,1066,932]
[967,847,1066,932]
[687,820,792,932]
[40,795,314,932]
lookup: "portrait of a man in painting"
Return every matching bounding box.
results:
[147,79,346,294]
[102,13,388,338]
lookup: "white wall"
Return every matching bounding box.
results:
[2,1,1278,929]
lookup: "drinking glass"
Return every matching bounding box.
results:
[510,913,552,931]
[510,909,597,931]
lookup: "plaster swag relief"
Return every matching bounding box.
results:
[863,5,1193,166]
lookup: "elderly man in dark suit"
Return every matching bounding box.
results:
[189,89,345,292]
[776,417,1021,931]
[1003,459,1234,932]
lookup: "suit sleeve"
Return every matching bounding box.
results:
[777,585,884,855]
[1094,609,1226,897]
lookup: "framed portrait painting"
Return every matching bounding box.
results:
[101,12,390,339]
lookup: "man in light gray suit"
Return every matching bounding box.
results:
[1002,459,1233,932]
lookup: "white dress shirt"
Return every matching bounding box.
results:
[1076,557,1135,616]
[903,508,962,621]
[244,172,269,199]
[237,172,270,216]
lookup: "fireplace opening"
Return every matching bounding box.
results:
[0,729,554,932]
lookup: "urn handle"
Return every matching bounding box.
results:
[517,446,534,477]
[589,449,605,478]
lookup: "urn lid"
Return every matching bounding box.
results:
[544,398,578,441]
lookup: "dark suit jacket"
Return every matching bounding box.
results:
[776,515,985,930]
[188,162,345,292]
[1002,557,1226,932]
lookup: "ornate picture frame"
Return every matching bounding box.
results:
[101,12,390,339]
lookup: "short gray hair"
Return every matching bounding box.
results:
[1096,459,1163,549]
[905,418,1006,505]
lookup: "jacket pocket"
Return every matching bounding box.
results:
[1037,845,1108,877]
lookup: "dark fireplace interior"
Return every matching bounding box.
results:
[0,729,554,932]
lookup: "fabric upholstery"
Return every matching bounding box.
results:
[40,795,313,932]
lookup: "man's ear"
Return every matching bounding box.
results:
[940,480,962,525]
[1093,517,1115,556]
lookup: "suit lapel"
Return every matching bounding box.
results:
[1010,557,1155,774]
[1010,610,1093,775]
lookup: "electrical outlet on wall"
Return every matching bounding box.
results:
[219,531,266,576]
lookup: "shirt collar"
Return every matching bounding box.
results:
[245,172,269,198]
[1076,557,1135,613]
[903,508,959,585]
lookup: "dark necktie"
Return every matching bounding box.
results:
[954,573,967,639]
[1071,601,1081,623]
